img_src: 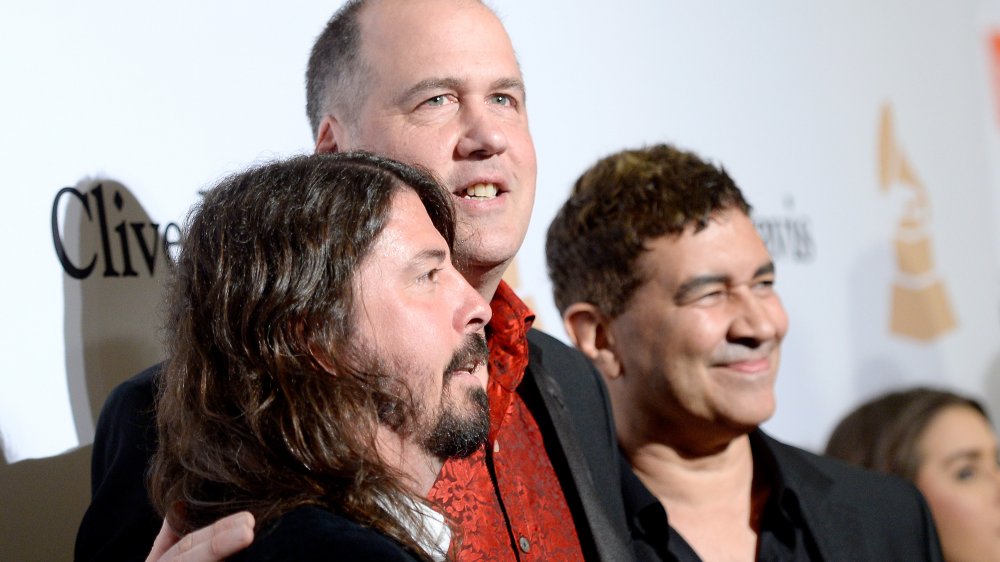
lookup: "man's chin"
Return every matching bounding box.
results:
[423,387,490,459]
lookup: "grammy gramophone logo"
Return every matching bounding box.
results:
[878,104,956,340]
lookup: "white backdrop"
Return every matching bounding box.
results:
[4,1,1000,558]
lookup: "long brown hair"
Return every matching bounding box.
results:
[825,387,988,480]
[149,152,455,559]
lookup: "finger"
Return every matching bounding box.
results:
[145,517,181,562]
[148,511,255,562]
[205,512,255,558]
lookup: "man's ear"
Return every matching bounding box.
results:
[314,114,350,154]
[562,303,623,380]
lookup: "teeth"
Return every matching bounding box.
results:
[464,183,498,199]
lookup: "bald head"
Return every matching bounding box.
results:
[306,0,496,140]
[306,0,536,298]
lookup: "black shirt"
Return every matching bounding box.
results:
[624,429,822,562]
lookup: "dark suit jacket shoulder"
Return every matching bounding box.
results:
[762,432,943,561]
[523,328,634,561]
[228,507,422,562]
[75,364,162,562]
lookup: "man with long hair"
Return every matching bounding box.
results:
[151,151,491,560]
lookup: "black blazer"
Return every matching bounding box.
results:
[75,329,636,562]
[626,430,944,562]
[522,328,634,561]
[228,507,424,562]
[762,433,943,561]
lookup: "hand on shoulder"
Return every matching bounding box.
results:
[145,512,255,562]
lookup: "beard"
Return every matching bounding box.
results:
[422,385,489,459]
[369,333,491,459]
[420,334,490,459]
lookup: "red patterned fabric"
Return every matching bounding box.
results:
[428,282,584,561]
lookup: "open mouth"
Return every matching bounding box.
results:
[444,356,489,386]
[459,182,499,200]
[452,356,487,376]
[444,333,490,381]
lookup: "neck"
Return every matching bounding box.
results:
[375,427,442,496]
[629,433,770,562]
[627,432,756,507]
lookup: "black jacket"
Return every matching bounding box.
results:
[762,432,943,561]
[625,430,943,561]
[227,507,424,562]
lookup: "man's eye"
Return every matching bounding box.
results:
[490,94,512,106]
[754,279,776,292]
[424,95,447,107]
[955,465,977,481]
[696,290,725,304]
[420,268,442,283]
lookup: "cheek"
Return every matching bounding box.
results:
[920,477,994,547]
[924,483,977,521]
[623,312,716,379]
[396,140,447,167]
[399,124,462,162]
[360,121,453,166]
[685,312,733,357]
[510,127,537,174]
[616,310,670,362]
[365,305,429,362]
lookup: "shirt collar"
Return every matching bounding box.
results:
[622,430,811,560]
[483,281,535,441]
[749,428,805,534]
[378,495,452,562]
[485,280,534,392]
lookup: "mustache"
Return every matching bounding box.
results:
[710,340,778,365]
[444,333,489,379]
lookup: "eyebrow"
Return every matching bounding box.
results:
[492,77,526,95]
[409,248,447,267]
[674,261,776,303]
[942,447,995,466]
[396,77,526,106]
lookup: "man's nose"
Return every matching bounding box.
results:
[729,290,782,345]
[454,271,492,334]
[455,103,508,159]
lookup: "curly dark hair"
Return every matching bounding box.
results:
[546,144,750,318]
[825,387,989,481]
[149,151,455,560]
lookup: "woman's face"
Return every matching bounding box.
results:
[915,405,1000,562]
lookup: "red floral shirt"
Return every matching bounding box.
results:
[428,282,584,561]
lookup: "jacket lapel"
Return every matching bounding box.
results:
[523,340,634,562]
[763,433,870,561]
